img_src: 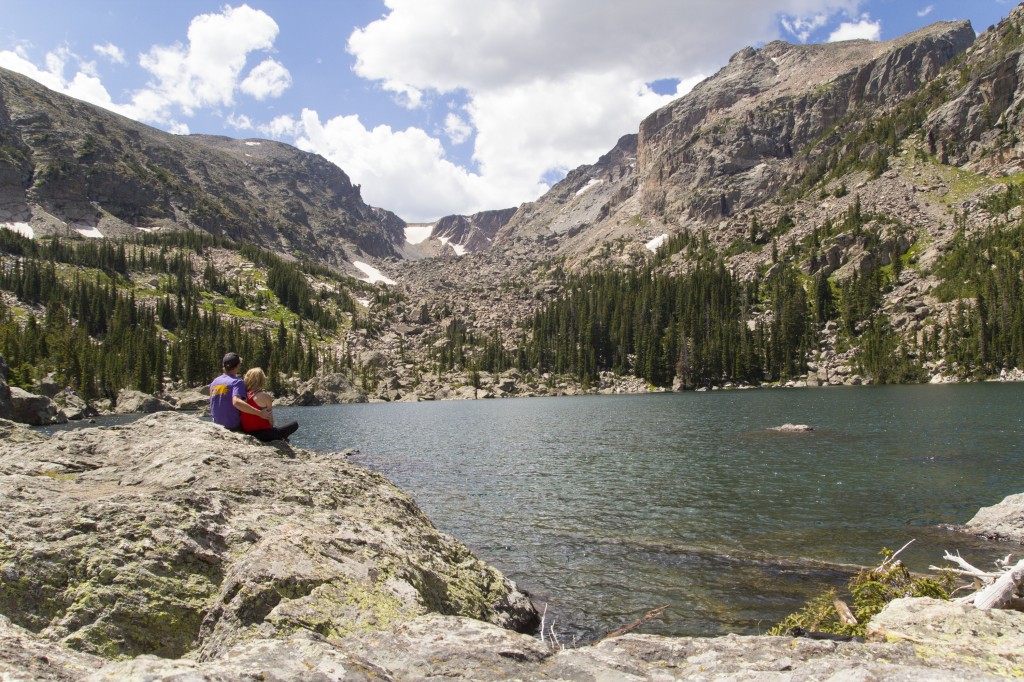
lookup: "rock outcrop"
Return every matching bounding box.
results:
[1,599,1018,680]
[289,372,368,405]
[0,412,537,662]
[112,388,174,414]
[966,492,1024,543]
[7,386,65,425]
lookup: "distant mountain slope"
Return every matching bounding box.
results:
[490,19,976,260]
[0,67,404,267]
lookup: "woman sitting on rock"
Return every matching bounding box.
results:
[240,367,299,442]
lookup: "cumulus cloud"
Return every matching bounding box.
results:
[240,58,292,99]
[781,13,829,42]
[93,42,126,64]
[1,4,289,132]
[331,0,866,219]
[293,109,513,221]
[827,15,882,42]
[128,4,286,120]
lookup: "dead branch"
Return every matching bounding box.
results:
[971,559,1024,610]
[833,597,858,625]
[601,605,671,640]
[876,539,915,572]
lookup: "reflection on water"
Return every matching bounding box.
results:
[40,384,1024,639]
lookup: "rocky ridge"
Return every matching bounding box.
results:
[0,67,404,270]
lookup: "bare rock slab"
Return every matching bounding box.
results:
[965,492,1024,544]
[0,412,537,661]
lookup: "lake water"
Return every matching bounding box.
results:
[277,383,1024,641]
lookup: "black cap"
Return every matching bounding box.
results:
[222,352,242,369]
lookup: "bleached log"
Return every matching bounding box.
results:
[940,551,987,575]
[928,565,1001,579]
[972,559,1024,610]
[833,598,858,625]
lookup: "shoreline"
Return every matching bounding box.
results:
[2,413,1023,679]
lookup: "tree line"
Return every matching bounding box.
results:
[0,230,349,400]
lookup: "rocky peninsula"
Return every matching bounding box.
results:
[0,413,1022,680]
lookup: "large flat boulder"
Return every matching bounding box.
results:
[8,386,66,425]
[965,492,1024,544]
[0,412,537,662]
[112,389,174,414]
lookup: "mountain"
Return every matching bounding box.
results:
[0,67,404,269]
[2,4,1024,402]
[489,19,975,261]
[384,5,1024,393]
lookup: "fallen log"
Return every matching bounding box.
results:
[970,558,1024,610]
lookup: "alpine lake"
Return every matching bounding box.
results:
[46,382,1024,642]
[280,382,1024,642]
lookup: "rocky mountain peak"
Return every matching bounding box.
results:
[0,66,405,268]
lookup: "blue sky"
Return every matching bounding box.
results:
[0,1,1015,222]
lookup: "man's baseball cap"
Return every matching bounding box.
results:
[222,352,242,369]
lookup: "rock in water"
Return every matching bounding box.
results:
[965,492,1024,544]
[0,412,537,661]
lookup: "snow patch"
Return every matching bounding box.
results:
[575,178,604,196]
[353,261,396,285]
[73,223,104,238]
[135,226,161,233]
[438,236,467,256]
[1,222,33,239]
[245,141,261,146]
[356,298,371,307]
[645,234,669,252]
[405,224,433,244]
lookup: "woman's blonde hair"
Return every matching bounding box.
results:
[244,367,267,394]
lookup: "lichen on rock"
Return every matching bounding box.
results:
[0,412,538,661]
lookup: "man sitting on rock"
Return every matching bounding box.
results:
[209,352,267,431]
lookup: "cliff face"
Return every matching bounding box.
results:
[0,67,404,266]
[635,21,974,224]
[925,4,1024,172]
[430,208,518,254]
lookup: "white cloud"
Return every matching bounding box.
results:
[93,42,126,64]
[444,112,472,145]
[129,4,285,121]
[917,5,934,18]
[294,108,514,221]
[334,0,866,220]
[240,58,292,99]
[827,15,881,42]
[1,5,288,131]
[781,13,829,42]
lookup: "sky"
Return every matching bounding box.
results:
[0,1,1015,223]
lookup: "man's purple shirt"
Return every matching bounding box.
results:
[209,373,246,429]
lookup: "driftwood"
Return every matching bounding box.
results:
[970,559,1024,610]
[931,552,1024,611]
[602,605,670,640]
[833,597,858,625]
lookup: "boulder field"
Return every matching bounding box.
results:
[0,413,1022,680]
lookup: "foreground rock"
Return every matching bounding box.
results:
[966,492,1024,544]
[1,603,1017,680]
[0,412,537,664]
